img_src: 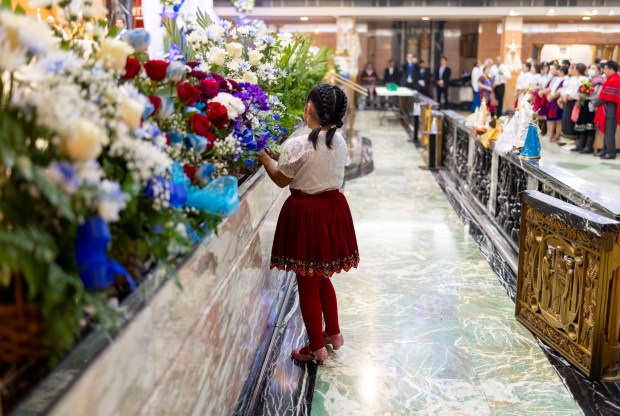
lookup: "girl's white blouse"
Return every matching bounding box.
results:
[277,131,347,195]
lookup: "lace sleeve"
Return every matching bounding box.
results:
[278,138,308,178]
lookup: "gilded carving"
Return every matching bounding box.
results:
[518,205,603,376]
[525,208,599,250]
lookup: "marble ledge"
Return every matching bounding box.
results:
[13,167,287,416]
[523,190,620,235]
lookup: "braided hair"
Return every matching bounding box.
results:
[306,84,348,150]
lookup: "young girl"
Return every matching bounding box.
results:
[257,84,359,364]
[544,64,564,143]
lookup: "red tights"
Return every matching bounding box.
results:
[296,275,340,352]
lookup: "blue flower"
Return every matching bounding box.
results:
[169,131,184,145]
[156,96,175,119]
[193,102,207,114]
[47,161,79,194]
[185,134,208,153]
[123,29,151,53]
[197,163,216,185]
[166,61,186,83]
[143,101,155,120]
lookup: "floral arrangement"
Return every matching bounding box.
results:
[0,1,330,363]
[232,0,255,15]
[577,79,595,107]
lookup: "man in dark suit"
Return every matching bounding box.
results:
[400,53,419,91]
[435,56,451,109]
[417,60,431,97]
[383,59,400,84]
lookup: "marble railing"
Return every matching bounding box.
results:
[436,111,620,300]
[14,168,288,415]
[516,191,620,381]
[441,112,620,239]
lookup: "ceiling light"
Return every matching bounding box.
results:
[508,10,517,16]
[582,16,591,20]
[591,10,599,15]
[547,9,555,14]
[421,16,430,21]
[300,16,309,21]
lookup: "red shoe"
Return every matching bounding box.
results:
[291,346,328,364]
[323,332,344,350]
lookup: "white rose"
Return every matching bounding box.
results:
[208,46,226,66]
[63,119,109,162]
[226,42,243,59]
[248,49,263,66]
[243,71,258,84]
[118,98,144,130]
[212,93,246,120]
[97,38,134,71]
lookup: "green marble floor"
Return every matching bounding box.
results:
[311,112,582,416]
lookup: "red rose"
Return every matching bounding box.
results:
[177,82,201,105]
[123,57,141,80]
[188,113,212,138]
[148,96,162,116]
[144,60,170,81]
[199,78,220,99]
[188,70,207,80]
[206,102,229,128]
[183,164,198,181]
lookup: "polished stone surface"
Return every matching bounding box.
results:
[311,112,581,416]
[539,137,620,197]
[21,170,290,416]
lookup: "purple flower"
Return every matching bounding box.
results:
[233,83,270,115]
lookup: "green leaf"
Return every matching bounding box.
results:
[0,0,11,11]
[14,4,25,14]
[30,166,75,221]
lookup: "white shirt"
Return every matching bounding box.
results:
[278,131,347,195]
[548,76,562,96]
[555,75,570,97]
[471,65,483,92]
[516,71,532,90]
[530,73,542,90]
[562,75,587,100]
[489,64,512,86]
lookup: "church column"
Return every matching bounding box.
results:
[500,16,523,113]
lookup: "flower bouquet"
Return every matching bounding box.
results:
[577,79,595,108]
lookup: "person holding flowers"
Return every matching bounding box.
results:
[257,84,359,365]
[573,64,604,153]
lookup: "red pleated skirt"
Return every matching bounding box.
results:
[270,189,359,278]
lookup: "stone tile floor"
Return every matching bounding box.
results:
[310,112,582,415]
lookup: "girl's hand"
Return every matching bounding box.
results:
[265,149,280,161]
[257,150,271,165]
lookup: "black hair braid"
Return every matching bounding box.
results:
[306,84,346,150]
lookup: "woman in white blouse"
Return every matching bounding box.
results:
[257,84,359,364]
[560,63,588,143]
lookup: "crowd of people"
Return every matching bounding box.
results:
[357,53,452,109]
[472,57,619,160]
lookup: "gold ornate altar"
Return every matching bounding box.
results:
[516,191,620,380]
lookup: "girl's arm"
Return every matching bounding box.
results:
[257,151,293,188]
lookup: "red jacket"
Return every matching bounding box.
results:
[594,73,620,133]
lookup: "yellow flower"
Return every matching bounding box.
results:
[118,98,145,130]
[63,119,109,162]
[226,42,243,59]
[248,49,263,66]
[96,38,134,71]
